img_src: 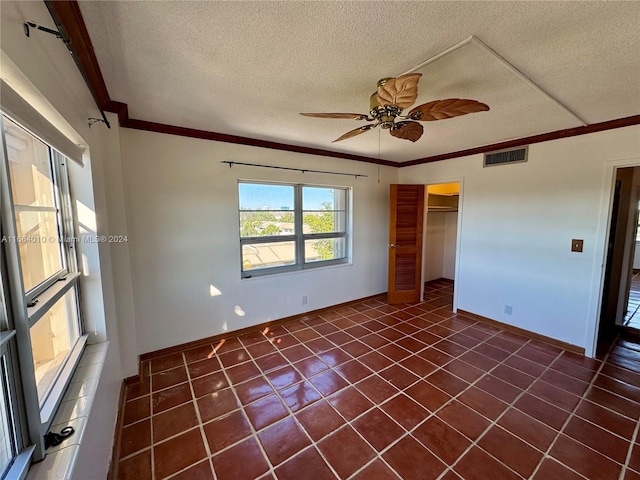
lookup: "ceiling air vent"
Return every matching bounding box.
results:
[484,146,528,167]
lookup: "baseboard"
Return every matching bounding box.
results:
[106,380,127,480]
[458,309,585,355]
[138,292,387,364]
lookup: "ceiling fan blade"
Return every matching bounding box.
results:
[300,113,369,120]
[389,121,424,142]
[332,124,376,143]
[408,99,490,121]
[377,73,422,109]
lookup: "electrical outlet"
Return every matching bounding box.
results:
[504,304,513,315]
[302,295,308,305]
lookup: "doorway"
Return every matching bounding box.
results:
[599,166,640,349]
[422,182,460,309]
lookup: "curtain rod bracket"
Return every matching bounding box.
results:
[24,21,63,40]
[88,118,107,128]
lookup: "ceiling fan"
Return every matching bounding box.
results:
[300,73,489,143]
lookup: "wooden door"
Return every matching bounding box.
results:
[388,184,425,304]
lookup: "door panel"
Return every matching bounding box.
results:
[388,184,424,304]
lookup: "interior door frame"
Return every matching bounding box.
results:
[590,157,640,357]
[420,177,465,312]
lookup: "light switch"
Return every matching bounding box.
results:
[571,239,584,252]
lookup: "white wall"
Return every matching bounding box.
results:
[424,212,446,281]
[443,212,458,279]
[120,128,396,354]
[1,1,132,476]
[400,126,640,355]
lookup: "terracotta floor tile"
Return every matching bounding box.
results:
[235,376,275,405]
[123,396,150,426]
[226,361,261,384]
[183,345,217,364]
[475,374,522,403]
[491,364,535,390]
[380,394,428,430]
[257,416,311,466]
[117,450,151,480]
[417,347,454,366]
[150,353,184,374]
[335,360,373,383]
[359,351,394,371]
[351,459,400,480]
[342,340,372,358]
[412,416,471,464]
[169,460,214,480]
[266,365,303,391]
[318,348,352,367]
[294,356,329,378]
[318,425,376,479]
[478,426,543,478]
[327,386,374,421]
[152,383,192,414]
[280,380,322,412]
[585,386,640,419]
[425,370,468,397]
[152,401,199,443]
[563,415,630,464]
[528,379,581,411]
[309,369,349,396]
[532,458,584,480]
[383,436,447,480]
[295,400,345,441]
[356,375,400,404]
[244,393,289,430]
[514,393,570,430]
[191,370,228,398]
[550,434,622,480]
[458,386,508,420]
[218,349,251,368]
[197,388,239,422]
[187,357,222,379]
[114,290,640,480]
[212,437,270,480]
[154,428,207,479]
[352,408,405,451]
[497,407,557,452]
[405,380,451,411]
[436,401,491,441]
[274,446,337,480]
[203,409,252,453]
[454,446,520,480]
[575,399,637,439]
[119,418,151,458]
[379,364,420,390]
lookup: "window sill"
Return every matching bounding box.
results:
[26,341,109,480]
[241,259,353,281]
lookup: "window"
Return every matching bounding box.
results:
[238,182,350,277]
[0,114,84,473]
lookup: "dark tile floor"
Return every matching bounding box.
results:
[115,279,640,480]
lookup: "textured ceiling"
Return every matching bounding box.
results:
[78,1,640,163]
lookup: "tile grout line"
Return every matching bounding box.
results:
[528,336,617,480]
[620,419,640,479]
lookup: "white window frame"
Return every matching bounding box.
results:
[238,181,351,278]
[0,114,85,471]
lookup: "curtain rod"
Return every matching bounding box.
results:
[220,161,368,178]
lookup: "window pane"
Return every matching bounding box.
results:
[30,288,79,403]
[239,183,295,238]
[302,186,346,211]
[0,360,15,478]
[239,211,295,237]
[305,237,346,263]
[303,211,346,234]
[242,241,296,271]
[5,117,64,292]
